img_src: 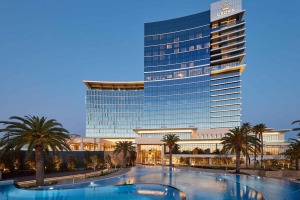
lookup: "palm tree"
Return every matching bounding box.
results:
[242,122,251,168]
[252,125,261,168]
[292,120,300,137]
[284,139,300,170]
[256,123,267,167]
[162,134,180,167]
[113,141,136,167]
[0,116,70,186]
[221,127,260,173]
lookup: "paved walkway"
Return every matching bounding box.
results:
[4,168,131,187]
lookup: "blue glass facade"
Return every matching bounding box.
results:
[85,82,143,138]
[85,0,246,138]
[144,12,212,129]
[143,3,245,130]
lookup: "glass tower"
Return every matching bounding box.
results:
[84,0,246,138]
[143,0,245,130]
[84,81,143,138]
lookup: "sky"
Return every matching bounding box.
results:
[0,0,299,139]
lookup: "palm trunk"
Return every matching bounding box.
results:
[123,151,127,168]
[245,137,248,169]
[254,133,257,169]
[296,158,299,170]
[35,145,44,186]
[260,133,264,168]
[169,145,172,167]
[236,150,241,174]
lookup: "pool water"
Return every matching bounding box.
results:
[1,166,300,200]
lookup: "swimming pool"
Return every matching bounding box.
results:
[1,166,300,200]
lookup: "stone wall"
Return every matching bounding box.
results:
[241,169,300,179]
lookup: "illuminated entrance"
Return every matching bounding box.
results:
[138,145,162,164]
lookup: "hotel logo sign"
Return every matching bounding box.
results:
[210,0,242,22]
[217,1,235,17]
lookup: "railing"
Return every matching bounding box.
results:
[212,21,245,33]
[210,62,241,72]
[211,40,245,50]
[212,26,245,39]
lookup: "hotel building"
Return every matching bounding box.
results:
[77,0,289,165]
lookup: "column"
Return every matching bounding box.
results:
[208,157,212,165]
[80,138,84,150]
[98,138,101,151]
[161,145,165,166]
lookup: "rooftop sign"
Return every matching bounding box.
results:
[210,0,242,22]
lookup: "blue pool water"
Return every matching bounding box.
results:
[1,166,300,200]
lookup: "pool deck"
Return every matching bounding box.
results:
[3,168,131,187]
[3,165,299,188]
[176,166,300,183]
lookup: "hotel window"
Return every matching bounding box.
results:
[212,23,218,29]
[166,44,172,49]
[174,37,179,42]
[189,62,194,67]
[196,33,202,38]
[189,46,195,51]
[205,43,210,48]
[181,47,187,52]
[189,68,202,76]
[153,35,159,40]
[189,35,194,40]
[181,63,187,68]
[204,67,211,74]
[196,44,202,49]
[174,43,179,48]
[174,70,187,78]
[174,48,179,53]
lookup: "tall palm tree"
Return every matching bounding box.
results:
[256,123,267,167]
[221,127,260,173]
[113,141,136,167]
[284,139,300,170]
[0,116,70,186]
[292,120,300,137]
[242,122,251,168]
[162,134,180,167]
[252,125,261,168]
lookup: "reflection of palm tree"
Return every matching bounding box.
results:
[0,116,70,186]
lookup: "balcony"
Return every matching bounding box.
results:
[211,40,246,52]
[211,34,246,46]
[211,27,245,40]
[211,47,246,58]
[211,21,245,34]
[210,63,246,75]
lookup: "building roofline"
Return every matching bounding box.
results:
[83,80,144,90]
[133,128,198,134]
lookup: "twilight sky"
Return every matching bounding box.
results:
[0,0,299,139]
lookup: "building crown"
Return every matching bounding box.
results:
[220,1,231,11]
